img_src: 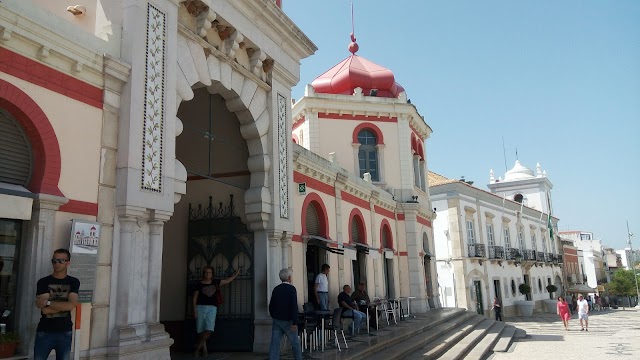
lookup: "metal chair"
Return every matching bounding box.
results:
[331,308,348,351]
[340,306,357,335]
[381,299,398,325]
[300,302,319,352]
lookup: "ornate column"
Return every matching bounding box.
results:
[268,230,283,294]
[281,233,293,269]
[16,194,67,357]
[146,218,171,341]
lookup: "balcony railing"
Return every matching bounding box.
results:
[537,251,545,262]
[505,247,519,260]
[468,243,487,258]
[546,252,555,263]
[488,245,505,259]
[523,249,537,261]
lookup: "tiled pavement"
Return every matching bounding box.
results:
[488,307,640,359]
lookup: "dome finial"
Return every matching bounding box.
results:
[348,1,359,54]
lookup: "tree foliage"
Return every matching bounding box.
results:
[606,269,639,297]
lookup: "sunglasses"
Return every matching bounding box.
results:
[51,258,69,264]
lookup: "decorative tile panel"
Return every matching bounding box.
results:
[277,93,289,218]
[141,4,166,192]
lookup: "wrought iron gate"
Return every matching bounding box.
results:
[187,195,254,351]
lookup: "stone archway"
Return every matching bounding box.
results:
[173,33,271,230]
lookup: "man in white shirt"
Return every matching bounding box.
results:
[314,264,330,310]
[576,294,589,331]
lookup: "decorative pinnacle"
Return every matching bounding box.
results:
[348,32,359,54]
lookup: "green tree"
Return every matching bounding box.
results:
[606,269,639,297]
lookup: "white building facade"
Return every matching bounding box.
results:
[431,161,563,317]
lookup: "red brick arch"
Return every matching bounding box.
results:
[301,192,330,238]
[348,208,367,245]
[380,219,394,250]
[0,79,62,196]
[352,122,384,145]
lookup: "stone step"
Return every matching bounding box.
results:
[364,311,480,360]
[343,308,470,360]
[464,321,506,360]
[491,324,516,352]
[437,319,494,360]
[404,314,487,360]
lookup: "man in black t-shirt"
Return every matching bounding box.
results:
[338,285,366,335]
[34,249,80,360]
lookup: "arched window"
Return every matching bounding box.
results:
[381,224,393,250]
[305,203,321,236]
[357,129,379,181]
[351,216,364,243]
[0,109,32,186]
[422,233,431,256]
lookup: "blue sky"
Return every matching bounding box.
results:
[284,0,640,250]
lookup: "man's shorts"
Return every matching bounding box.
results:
[196,305,218,333]
[578,312,588,321]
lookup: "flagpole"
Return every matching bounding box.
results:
[627,220,640,308]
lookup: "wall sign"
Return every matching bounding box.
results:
[68,220,100,303]
[298,183,306,195]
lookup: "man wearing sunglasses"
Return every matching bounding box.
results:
[34,249,80,360]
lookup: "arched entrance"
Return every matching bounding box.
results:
[160,33,270,353]
[349,209,367,286]
[301,194,330,307]
[381,222,395,299]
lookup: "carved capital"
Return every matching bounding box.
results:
[248,49,267,77]
[196,7,216,38]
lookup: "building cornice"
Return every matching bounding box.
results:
[0,4,108,88]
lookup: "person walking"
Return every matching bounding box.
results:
[34,249,80,360]
[556,296,571,331]
[314,264,330,310]
[192,266,240,357]
[491,297,502,321]
[576,294,589,331]
[268,268,302,360]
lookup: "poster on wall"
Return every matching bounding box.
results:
[68,220,100,303]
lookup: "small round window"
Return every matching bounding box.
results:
[511,279,516,296]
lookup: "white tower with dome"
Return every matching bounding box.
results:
[487,160,553,214]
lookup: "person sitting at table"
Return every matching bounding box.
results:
[351,281,377,329]
[338,285,366,335]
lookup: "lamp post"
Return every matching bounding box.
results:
[627,220,640,308]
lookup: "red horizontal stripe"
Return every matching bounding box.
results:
[374,205,395,219]
[396,214,406,221]
[59,200,98,216]
[292,235,303,243]
[0,48,103,108]
[292,117,305,130]
[187,171,251,181]
[293,171,334,196]
[399,251,408,256]
[417,216,432,228]
[341,191,369,209]
[318,112,397,123]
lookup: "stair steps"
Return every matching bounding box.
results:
[491,324,516,352]
[404,315,486,360]
[437,319,494,360]
[464,321,506,360]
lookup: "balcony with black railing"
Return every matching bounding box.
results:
[523,249,537,261]
[468,243,487,258]
[546,253,555,263]
[488,245,505,259]
[537,251,545,262]
[505,247,519,260]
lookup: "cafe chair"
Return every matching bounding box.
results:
[331,308,349,351]
[300,303,319,352]
[381,299,398,325]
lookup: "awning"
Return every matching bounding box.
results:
[0,183,34,220]
[566,284,596,293]
[305,235,344,255]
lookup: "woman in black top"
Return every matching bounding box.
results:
[192,266,239,358]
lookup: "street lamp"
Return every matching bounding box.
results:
[514,252,522,267]
[627,220,640,308]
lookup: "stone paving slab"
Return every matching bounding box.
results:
[488,308,640,360]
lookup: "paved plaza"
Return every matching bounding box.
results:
[490,308,640,359]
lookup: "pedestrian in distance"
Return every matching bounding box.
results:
[34,249,80,360]
[268,268,302,360]
[192,266,240,358]
[576,294,589,331]
[314,264,330,310]
[491,297,502,321]
[556,296,571,331]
